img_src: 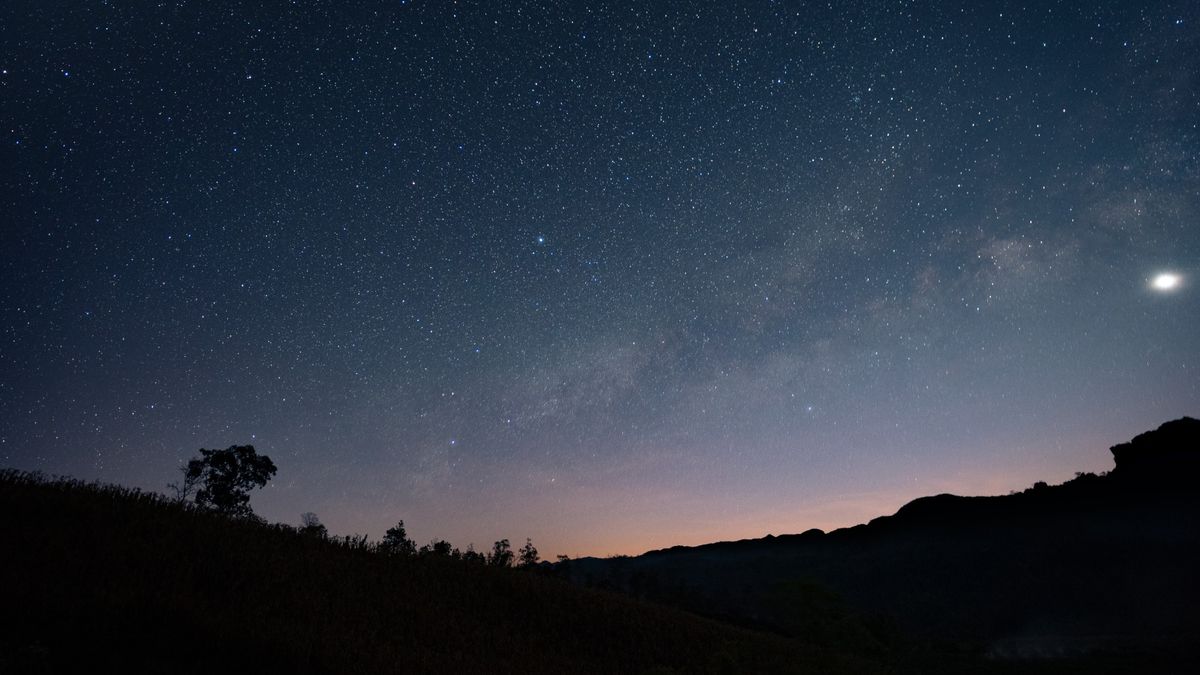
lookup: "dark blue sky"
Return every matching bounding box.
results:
[2,0,1197,556]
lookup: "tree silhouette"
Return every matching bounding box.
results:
[299,512,327,538]
[488,538,513,567]
[167,467,200,502]
[462,543,486,564]
[518,538,540,568]
[173,445,276,518]
[380,520,417,556]
[419,539,455,557]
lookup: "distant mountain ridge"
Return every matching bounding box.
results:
[557,418,1200,663]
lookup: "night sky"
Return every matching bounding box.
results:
[2,1,1198,557]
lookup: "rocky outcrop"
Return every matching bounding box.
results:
[1109,416,1200,484]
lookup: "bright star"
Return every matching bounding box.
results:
[1151,272,1181,291]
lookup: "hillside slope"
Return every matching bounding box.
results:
[0,470,880,675]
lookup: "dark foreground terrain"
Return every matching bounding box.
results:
[559,418,1200,672]
[0,470,883,674]
[2,419,1197,673]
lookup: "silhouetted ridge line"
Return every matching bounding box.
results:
[556,418,1200,669]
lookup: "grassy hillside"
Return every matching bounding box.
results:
[0,469,883,674]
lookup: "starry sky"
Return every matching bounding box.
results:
[2,1,1198,557]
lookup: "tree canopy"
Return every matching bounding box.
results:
[172,445,276,518]
[489,539,514,567]
[300,512,328,538]
[380,520,417,556]
[518,538,540,568]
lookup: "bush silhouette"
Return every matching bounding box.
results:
[380,520,417,556]
[518,538,540,568]
[299,512,327,538]
[462,544,486,564]
[489,538,513,567]
[419,539,455,557]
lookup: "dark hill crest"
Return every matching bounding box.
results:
[558,418,1200,668]
[1109,416,1200,482]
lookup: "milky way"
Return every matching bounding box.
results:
[2,1,1198,556]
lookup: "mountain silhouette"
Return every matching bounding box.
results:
[557,418,1200,664]
[1,418,1195,672]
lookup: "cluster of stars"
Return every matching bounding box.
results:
[0,0,1196,556]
